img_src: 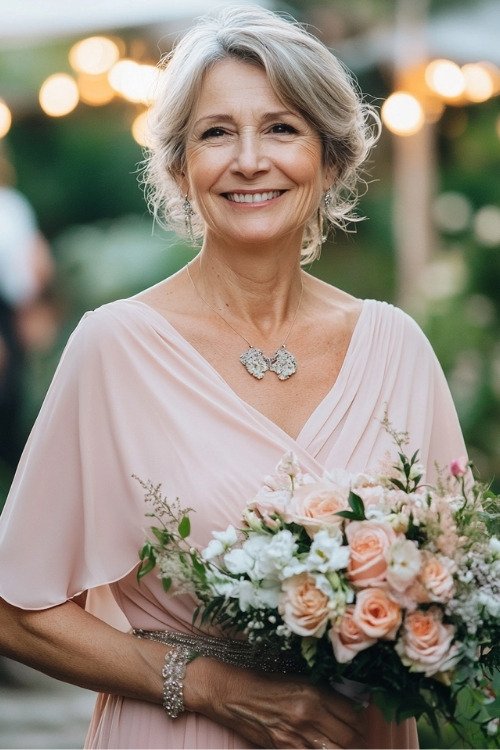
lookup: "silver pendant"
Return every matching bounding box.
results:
[240,346,297,380]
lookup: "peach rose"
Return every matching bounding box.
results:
[353,587,402,640]
[329,605,376,663]
[395,607,460,676]
[278,572,330,637]
[346,521,398,587]
[286,479,349,536]
[417,552,456,603]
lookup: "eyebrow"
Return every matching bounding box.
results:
[193,110,299,128]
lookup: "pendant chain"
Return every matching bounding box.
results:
[185,262,303,351]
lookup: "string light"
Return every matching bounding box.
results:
[425,59,465,100]
[39,74,79,117]
[69,36,120,75]
[0,98,12,137]
[381,92,425,136]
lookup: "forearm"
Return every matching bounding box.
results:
[0,597,165,702]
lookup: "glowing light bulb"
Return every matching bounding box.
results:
[108,61,158,104]
[462,63,495,103]
[69,36,120,75]
[0,98,12,137]
[39,74,79,117]
[425,59,465,99]
[132,110,150,147]
[381,92,425,136]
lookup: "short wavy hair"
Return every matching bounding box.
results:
[141,4,380,264]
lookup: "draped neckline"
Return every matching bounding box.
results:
[123,297,369,445]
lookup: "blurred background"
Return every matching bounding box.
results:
[0,0,499,747]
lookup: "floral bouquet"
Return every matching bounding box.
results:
[137,424,500,747]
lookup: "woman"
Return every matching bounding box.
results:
[0,6,466,749]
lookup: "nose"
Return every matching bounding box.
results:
[232,130,270,177]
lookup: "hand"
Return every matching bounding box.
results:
[184,658,367,749]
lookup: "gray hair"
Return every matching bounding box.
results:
[142,4,380,264]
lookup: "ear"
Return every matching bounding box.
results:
[322,164,337,192]
[176,170,190,198]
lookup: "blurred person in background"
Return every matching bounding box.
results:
[0,6,467,749]
[0,150,54,474]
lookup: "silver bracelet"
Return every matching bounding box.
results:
[162,647,191,718]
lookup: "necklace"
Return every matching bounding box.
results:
[186,263,303,380]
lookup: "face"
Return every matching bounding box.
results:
[180,59,331,250]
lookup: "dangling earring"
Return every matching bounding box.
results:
[324,187,332,210]
[317,188,332,244]
[183,194,195,244]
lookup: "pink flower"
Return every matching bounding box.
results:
[449,456,468,477]
[329,605,376,663]
[286,479,349,536]
[417,552,455,603]
[278,572,331,637]
[395,607,460,676]
[352,588,402,640]
[345,520,398,587]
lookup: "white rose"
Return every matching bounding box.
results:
[386,539,422,592]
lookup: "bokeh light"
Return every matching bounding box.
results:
[432,192,472,234]
[381,92,425,136]
[462,63,495,103]
[108,60,158,104]
[39,73,79,117]
[131,110,150,147]
[474,205,500,247]
[0,98,12,137]
[69,36,120,75]
[77,73,115,106]
[425,59,465,99]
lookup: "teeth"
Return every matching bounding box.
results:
[226,191,282,203]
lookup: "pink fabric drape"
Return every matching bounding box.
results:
[0,298,466,748]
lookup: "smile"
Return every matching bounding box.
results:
[225,190,284,203]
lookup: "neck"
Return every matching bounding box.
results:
[192,247,304,332]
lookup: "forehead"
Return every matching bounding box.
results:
[194,59,287,116]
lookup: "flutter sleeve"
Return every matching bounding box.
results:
[0,306,149,614]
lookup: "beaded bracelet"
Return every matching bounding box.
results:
[161,647,194,718]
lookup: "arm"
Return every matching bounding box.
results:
[0,596,366,749]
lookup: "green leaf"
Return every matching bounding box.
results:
[162,576,172,593]
[178,515,191,539]
[348,491,366,519]
[137,557,156,579]
[152,526,170,544]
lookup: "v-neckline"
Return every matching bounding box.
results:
[123,297,369,444]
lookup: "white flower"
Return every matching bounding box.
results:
[306,529,350,573]
[486,718,499,737]
[385,512,410,534]
[236,579,280,611]
[276,451,302,478]
[223,546,255,575]
[254,530,298,578]
[202,525,238,560]
[386,539,422,592]
[489,537,500,557]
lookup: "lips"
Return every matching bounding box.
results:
[224,190,284,203]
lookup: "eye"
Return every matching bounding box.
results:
[200,127,228,139]
[269,123,298,135]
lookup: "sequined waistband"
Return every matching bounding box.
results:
[132,628,303,674]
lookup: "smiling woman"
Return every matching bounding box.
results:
[0,5,468,750]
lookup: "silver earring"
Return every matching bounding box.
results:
[324,187,332,209]
[183,194,195,244]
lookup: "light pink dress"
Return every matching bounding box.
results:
[0,297,466,749]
